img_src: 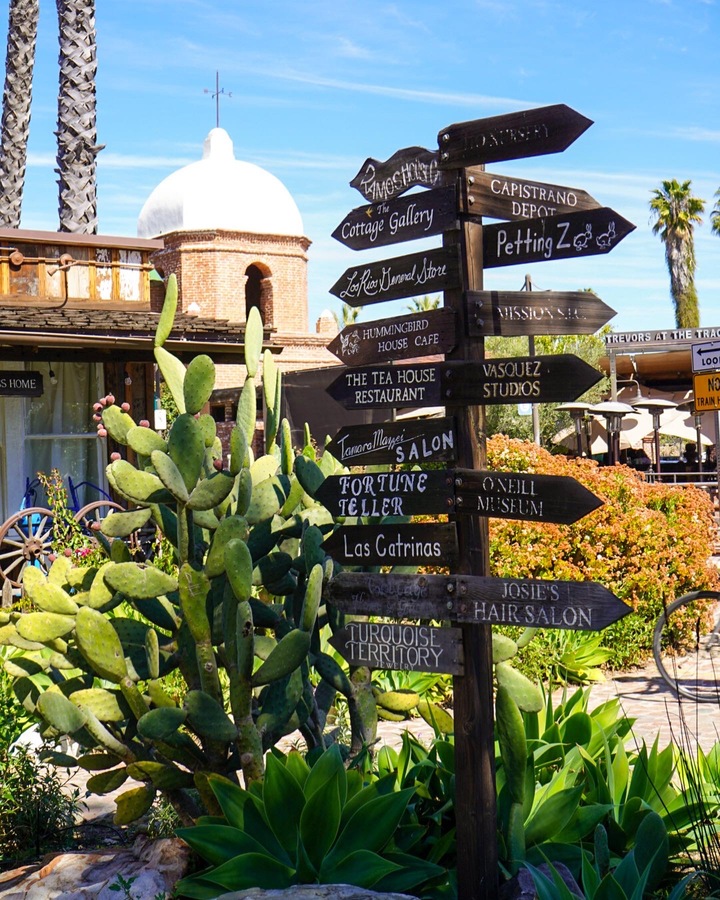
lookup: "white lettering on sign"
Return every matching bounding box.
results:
[333,425,454,465]
[336,471,429,517]
[339,256,448,301]
[475,475,543,517]
[344,622,445,670]
[341,530,443,563]
[472,600,593,628]
[480,358,543,400]
[358,156,440,203]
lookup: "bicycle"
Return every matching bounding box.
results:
[652,589,720,702]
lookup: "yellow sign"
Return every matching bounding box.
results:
[693,373,720,411]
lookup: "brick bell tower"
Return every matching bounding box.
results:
[137,128,315,386]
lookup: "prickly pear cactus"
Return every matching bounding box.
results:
[0,280,376,825]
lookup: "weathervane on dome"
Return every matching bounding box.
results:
[204,71,232,128]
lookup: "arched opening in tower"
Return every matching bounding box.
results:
[244,263,273,325]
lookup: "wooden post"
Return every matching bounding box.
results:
[444,170,498,900]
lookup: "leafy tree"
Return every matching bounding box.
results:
[484,329,610,448]
[649,179,705,328]
[406,294,441,313]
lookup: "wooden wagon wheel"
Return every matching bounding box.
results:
[0,507,55,588]
[74,500,124,536]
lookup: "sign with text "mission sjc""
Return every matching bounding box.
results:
[326,354,602,410]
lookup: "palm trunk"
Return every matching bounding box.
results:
[56,0,101,233]
[0,0,39,229]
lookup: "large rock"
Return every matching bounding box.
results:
[0,836,190,900]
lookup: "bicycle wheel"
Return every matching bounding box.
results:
[0,508,55,588]
[653,590,720,702]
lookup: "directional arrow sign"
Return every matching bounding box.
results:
[326,362,443,410]
[483,208,635,269]
[332,186,458,251]
[466,290,616,337]
[326,416,457,467]
[330,246,461,307]
[323,522,459,567]
[329,621,464,675]
[453,468,602,525]
[437,104,593,169]
[328,307,456,365]
[315,467,601,523]
[326,355,602,410]
[462,169,601,221]
[691,340,720,374]
[316,469,454,518]
[350,146,443,203]
[443,355,603,406]
[324,572,631,632]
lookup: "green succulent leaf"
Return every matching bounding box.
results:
[244,306,264,377]
[175,824,268,867]
[184,354,216,415]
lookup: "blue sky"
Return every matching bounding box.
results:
[9,0,720,335]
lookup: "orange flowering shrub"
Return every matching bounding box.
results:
[486,436,719,667]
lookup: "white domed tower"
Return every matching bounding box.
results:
[137,128,311,334]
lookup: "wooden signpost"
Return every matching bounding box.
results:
[325,572,631,632]
[330,246,461,307]
[316,468,602,524]
[326,416,457,466]
[466,289,616,337]
[329,621,464,675]
[462,169,601,221]
[321,103,634,900]
[322,522,459,567]
[327,307,456,365]
[326,354,603,410]
[332,186,458,251]
[437,104,593,168]
[483,207,635,269]
[349,146,443,202]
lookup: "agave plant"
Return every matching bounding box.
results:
[174,744,445,899]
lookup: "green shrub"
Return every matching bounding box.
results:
[487,436,719,669]
[0,744,82,867]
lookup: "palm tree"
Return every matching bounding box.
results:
[0,0,39,228]
[332,303,363,329]
[711,188,720,237]
[406,295,441,313]
[649,179,705,328]
[56,0,101,233]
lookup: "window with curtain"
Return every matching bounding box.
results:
[24,362,104,509]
